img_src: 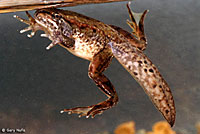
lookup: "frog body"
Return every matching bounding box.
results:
[14,3,176,126]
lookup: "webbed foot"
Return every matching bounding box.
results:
[126,2,148,45]
[60,106,93,118]
[60,96,117,118]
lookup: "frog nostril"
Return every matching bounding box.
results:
[37,16,42,20]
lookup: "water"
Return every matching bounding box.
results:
[0,0,200,133]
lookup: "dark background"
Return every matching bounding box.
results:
[0,0,200,133]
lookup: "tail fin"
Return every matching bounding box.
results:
[110,42,176,127]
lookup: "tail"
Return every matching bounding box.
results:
[109,42,176,127]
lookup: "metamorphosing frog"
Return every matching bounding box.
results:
[14,3,176,126]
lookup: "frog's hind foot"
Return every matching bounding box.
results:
[126,2,148,45]
[14,12,41,38]
[60,97,117,118]
[60,106,93,118]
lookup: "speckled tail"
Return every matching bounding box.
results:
[110,42,176,127]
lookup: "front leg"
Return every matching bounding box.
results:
[61,49,118,118]
[14,11,75,50]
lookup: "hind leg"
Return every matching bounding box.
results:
[61,50,118,118]
[126,2,148,50]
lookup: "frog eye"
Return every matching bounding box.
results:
[54,14,60,18]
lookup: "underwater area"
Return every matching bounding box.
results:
[0,0,200,133]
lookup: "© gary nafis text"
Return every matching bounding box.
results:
[1,128,25,133]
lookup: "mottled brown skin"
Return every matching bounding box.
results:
[14,3,176,126]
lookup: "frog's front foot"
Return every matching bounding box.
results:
[60,96,117,118]
[14,12,42,38]
[14,12,63,50]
